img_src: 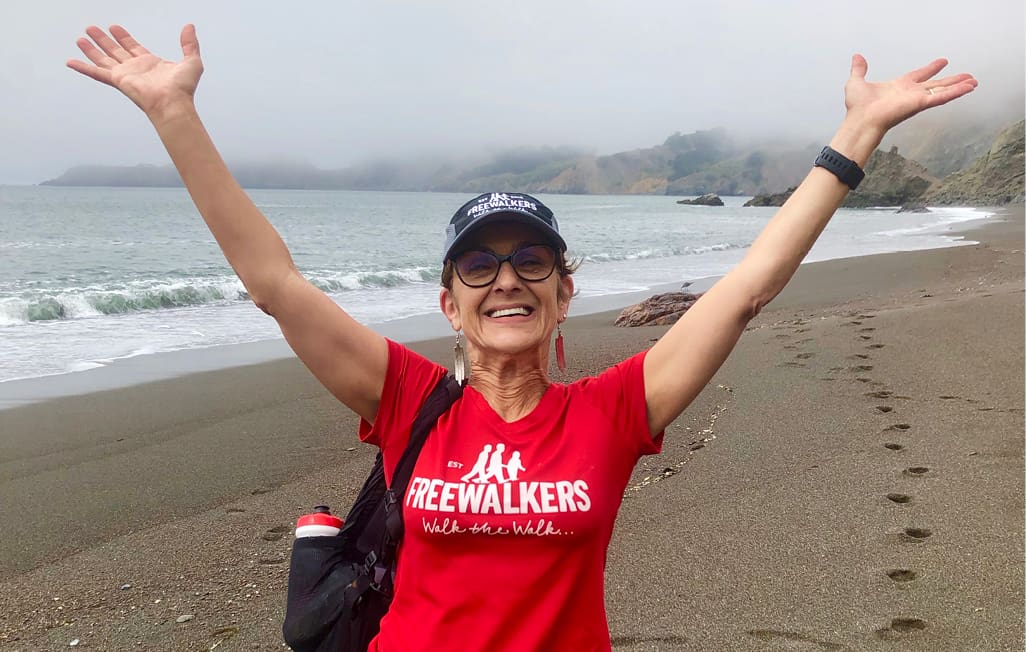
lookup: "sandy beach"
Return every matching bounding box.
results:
[0,208,1022,651]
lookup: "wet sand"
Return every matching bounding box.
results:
[0,208,1022,650]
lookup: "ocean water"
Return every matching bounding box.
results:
[0,186,992,388]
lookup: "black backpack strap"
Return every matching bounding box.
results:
[381,374,462,560]
[391,374,463,494]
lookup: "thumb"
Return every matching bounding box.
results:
[180,24,200,59]
[850,53,868,81]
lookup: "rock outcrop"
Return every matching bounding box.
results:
[676,193,724,206]
[897,202,930,213]
[922,120,1025,206]
[614,292,704,327]
[744,187,796,207]
[841,146,938,208]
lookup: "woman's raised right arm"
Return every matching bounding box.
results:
[68,25,387,421]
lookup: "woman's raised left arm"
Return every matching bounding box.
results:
[643,55,977,435]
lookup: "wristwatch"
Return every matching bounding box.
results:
[814,146,865,190]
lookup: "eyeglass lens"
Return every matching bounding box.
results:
[454,245,556,287]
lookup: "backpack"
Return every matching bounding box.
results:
[282,374,463,652]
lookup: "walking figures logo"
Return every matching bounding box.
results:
[459,443,526,484]
[406,442,592,527]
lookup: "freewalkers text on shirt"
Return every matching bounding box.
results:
[407,443,592,517]
[406,477,591,515]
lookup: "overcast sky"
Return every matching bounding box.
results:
[1,0,1023,184]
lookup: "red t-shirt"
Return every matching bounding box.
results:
[360,339,663,652]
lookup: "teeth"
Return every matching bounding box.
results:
[490,307,530,318]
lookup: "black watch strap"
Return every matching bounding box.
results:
[814,146,865,190]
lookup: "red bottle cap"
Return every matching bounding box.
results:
[296,512,343,529]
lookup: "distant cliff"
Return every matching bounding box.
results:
[743,119,1024,208]
[41,119,1022,205]
[923,120,1025,206]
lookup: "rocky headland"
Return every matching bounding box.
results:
[742,120,1024,208]
[923,120,1025,206]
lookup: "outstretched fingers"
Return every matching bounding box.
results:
[66,54,113,85]
[84,25,132,64]
[926,79,978,106]
[109,25,151,57]
[926,72,976,90]
[906,58,949,83]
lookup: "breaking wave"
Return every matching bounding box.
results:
[579,241,747,263]
[0,266,442,324]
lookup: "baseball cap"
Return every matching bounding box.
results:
[443,192,566,260]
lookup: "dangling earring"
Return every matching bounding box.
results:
[453,331,470,385]
[555,320,567,372]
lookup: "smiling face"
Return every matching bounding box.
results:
[440,221,573,371]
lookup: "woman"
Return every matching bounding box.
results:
[67,24,976,651]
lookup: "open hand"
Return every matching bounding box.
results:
[844,55,977,133]
[67,25,203,118]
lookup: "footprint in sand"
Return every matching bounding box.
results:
[903,466,931,477]
[883,443,905,451]
[226,507,246,514]
[939,395,960,400]
[858,327,876,333]
[865,390,893,398]
[885,423,911,431]
[886,569,918,582]
[875,618,928,640]
[847,354,871,360]
[886,493,912,504]
[856,314,876,319]
[775,333,791,339]
[849,365,874,372]
[876,405,894,413]
[261,525,291,541]
[797,338,815,344]
[795,352,815,359]
[891,618,928,632]
[746,630,844,650]
[855,377,873,383]
[859,335,873,340]
[900,527,933,543]
[867,343,885,349]
[780,361,806,368]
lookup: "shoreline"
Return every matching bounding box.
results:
[0,206,1000,410]
[0,205,1021,650]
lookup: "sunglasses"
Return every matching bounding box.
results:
[452,244,558,288]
